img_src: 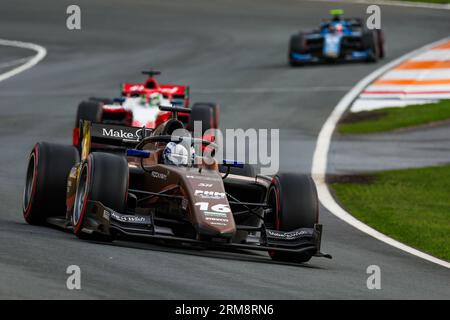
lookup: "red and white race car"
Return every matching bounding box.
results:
[73,71,219,147]
[121,70,189,107]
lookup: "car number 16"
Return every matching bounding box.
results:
[195,202,231,213]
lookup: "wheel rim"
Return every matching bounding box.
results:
[23,153,36,212]
[267,183,281,258]
[73,164,88,227]
[266,185,279,230]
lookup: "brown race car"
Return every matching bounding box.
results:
[22,105,330,263]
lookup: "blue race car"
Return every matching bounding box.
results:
[288,9,385,66]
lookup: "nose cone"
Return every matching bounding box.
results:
[195,220,236,239]
[191,194,236,239]
[182,169,237,239]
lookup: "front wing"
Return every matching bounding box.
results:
[48,200,331,259]
[290,49,371,63]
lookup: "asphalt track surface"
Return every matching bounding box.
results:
[330,124,450,174]
[0,0,449,299]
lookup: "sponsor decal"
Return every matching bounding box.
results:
[102,209,110,221]
[205,217,229,223]
[186,175,221,182]
[102,128,135,139]
[159,87,179,94]
[209,222,228,226]
[134,128,146,138]
[98,127,150,140]
[266,229,313,240]
[110,212,149,224]
[198,183,213,188]
[129,84,144,91]
[204,211,228,217]
[194,190,226,199]
[151,171,167,180]
[181,198,189,210]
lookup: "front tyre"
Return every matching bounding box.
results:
[72,152,128,240]
[266,173,319,263]
[23,143,79,225]
[288,34,306,67]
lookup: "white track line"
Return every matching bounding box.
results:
[193,87,352,94]
[0,39,47,83]
[311,37,450,269]
[0,57,33,69]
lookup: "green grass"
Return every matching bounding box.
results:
[338,100,450,134]
[330,165,450,261]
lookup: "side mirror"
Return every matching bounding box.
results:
[126,149,151,158]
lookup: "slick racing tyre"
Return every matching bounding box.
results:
[188,103,220,134]
[362,29,380,62]
[266,173,319,263]
[72,152,128,240]
[376,29,385,59]
[288,34,306,66]
[75,100,103,127]
[23,142,79,225]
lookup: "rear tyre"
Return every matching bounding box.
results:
[266,173,319,263]
[72,152,128,240]
[74,101,104,148]
[75,101,103,128]
[23,143,79,225]
[188,103,220,134]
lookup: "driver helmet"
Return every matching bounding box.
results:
[148,92,162,107]
[163,142,192,166]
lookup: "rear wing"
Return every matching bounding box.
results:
[77,121,153,159]
[121,83,146,96]
[319,17,363,29]
[121,83,188,97]
[77,104,193,159]
[159,85,187,96]
[90,122,153,146]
